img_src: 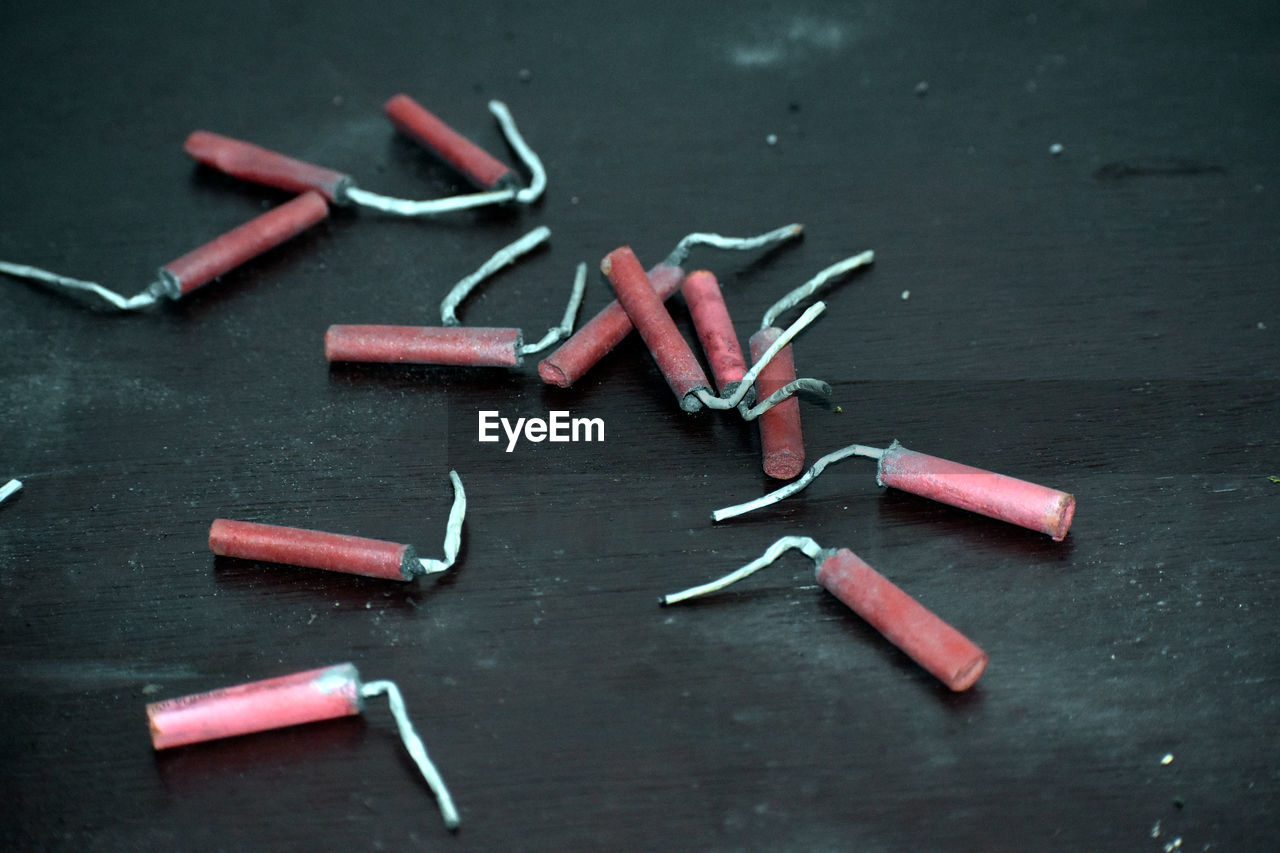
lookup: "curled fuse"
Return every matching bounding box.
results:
[538,224,803,388]
[146,662,460,830]
[681,252,874,431]
[750,251,875,479]
[0,192,328,310]
[187,98,543,217]
[713,441,1076,540]
[601,246,828,415]
[209,471,466,580]
[325,227,586,367]
[661,536,988,692]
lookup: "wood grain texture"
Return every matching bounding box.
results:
[1,1,1277,850]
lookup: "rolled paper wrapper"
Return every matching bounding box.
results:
[325,325,522,368]
[681,269,748,396]
[816,549,988,691]
[184,131,352,203]
[602,247,711,412]
[209,519,420,581]
[159,191,329,296]
[147,663,364,749]
[749,327,804,479]
[384,93,517,191]
[876,441,1076,540]
[537,263,683,388]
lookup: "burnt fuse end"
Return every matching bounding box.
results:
[386,94,520,194]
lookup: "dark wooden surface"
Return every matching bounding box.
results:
[1,2,1277,850]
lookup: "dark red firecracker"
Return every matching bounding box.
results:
[602,246,712,412]
[385,93,518,192]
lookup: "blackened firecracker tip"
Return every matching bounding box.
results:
[384,93,516,191]
[324,325,523,368]
[183,130,353,203]
[603,246,712,412]
[159,191,329,296]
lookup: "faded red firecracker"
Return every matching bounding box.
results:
[681,269,750,398]
[816,548,988,691]
[876,441,1076,540]
[385,94,517,191]
[147,663,362,750]
[712,440,1076,540]
[146,663,461,830]
[602,246,712,412]
[661,536,987,692]
[210,519,422,580]
[538,224,803,388]
[185,131,352,202]
[160,191,329,296]
[325,325,523,367]
[749,326,804,479]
